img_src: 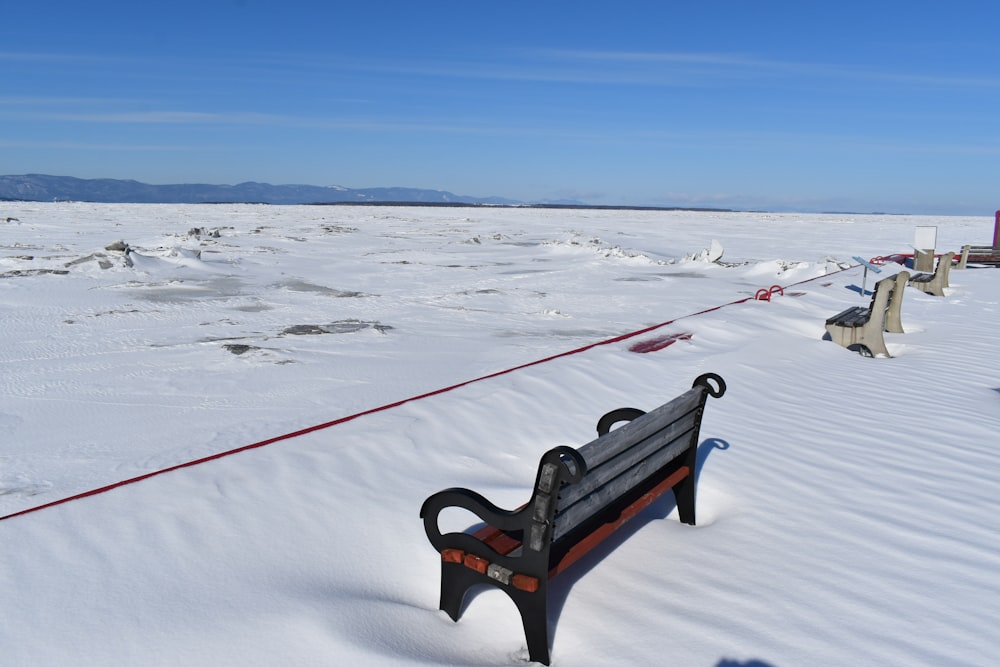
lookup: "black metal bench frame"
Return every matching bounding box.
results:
[420,373,727,665]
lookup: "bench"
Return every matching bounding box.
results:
[908,251,955,296]
[825,271,908,357]
[420,373,727,665]
[958,244,1000,268]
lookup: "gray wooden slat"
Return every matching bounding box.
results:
[575,388,703,468]
[827,306,870,326]
[558,415,697,508]
[553,435,692,540]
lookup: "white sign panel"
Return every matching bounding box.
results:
[914,226,937,250]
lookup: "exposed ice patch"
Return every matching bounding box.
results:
[281,320,393,335]
[0,474,52,498]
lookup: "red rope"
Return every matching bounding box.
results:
[0,263,857,522]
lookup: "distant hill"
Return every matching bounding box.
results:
[0,174,522,206]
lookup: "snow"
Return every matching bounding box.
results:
[1,203,998,666]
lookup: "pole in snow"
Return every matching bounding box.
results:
[853,256,882,297]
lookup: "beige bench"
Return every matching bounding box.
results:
[909,251,955,296]
[825,271,908,357]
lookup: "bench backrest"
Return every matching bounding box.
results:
[884,271,909,333]
[937,251,955,287]
[550,375,722,543]
[875,273,897,306]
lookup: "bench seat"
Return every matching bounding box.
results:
[826,305,872,328]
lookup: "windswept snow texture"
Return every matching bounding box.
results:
[1,203,999,666]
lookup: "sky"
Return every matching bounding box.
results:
[2,0,999,214]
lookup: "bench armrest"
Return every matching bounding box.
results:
[596,407,646,436]
[694,372,727,398]
[420,486,527,555]
[420,446,587,559]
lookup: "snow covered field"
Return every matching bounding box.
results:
[1,203,998,666]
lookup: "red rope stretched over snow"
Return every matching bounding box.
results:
[0,264,856,522]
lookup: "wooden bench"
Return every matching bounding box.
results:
[958,244,1000,268]
[420,373,727,665]
[957,212,1000,267]
[908,251,955,296]
[825,271,908,357]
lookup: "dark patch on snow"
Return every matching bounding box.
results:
[223,343,258,355]
[1,268,70,277]
[281,320,393,336]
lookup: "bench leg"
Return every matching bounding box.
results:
[825,323,853,348]
[440,561,553,664]
[825,323,890,357]
[912,281,944,297]
[509,585,551,666]
[438,561,479,621]
[858,329,890,357]
[674,473,696,525]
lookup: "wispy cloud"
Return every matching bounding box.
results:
[36,111,240,124]
[0,138,201,151]
[536,48,1000,89]
[324,46,1000,91]
[0,103,295,126]
[0,99,562,136]
[540,49,772,67]
[0,95,134,107]
[0,51,112,64]
[6,100,999,157]
[9,46,999,92]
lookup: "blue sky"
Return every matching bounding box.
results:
[2,1,998,214]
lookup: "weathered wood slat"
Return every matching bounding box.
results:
[826,305,870,327]
[568,403,698,499]
[574,388,702,468]
[554,434,692,540]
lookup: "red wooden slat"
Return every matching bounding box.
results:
[549,465,690,578]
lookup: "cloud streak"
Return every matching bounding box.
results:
[327,47,1000,91]
[8,45,1000,93]
[0,138,201,151]
[4,96,998,159]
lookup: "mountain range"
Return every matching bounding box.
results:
[0,174,524,206]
